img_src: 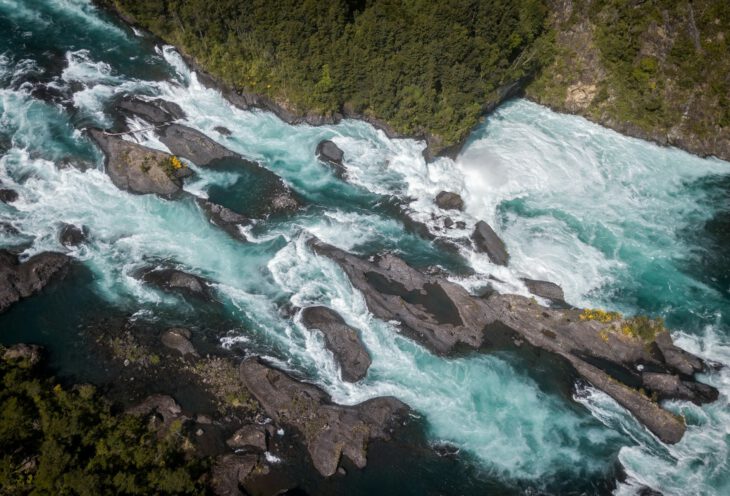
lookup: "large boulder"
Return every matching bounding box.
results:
[117,96,185,125]
[157,124,237,167]
[0,189,19,203]
[59,223,88,247]
[301,306,372,382]
[472,221,509,266]
[521,278,567,306]
[308,238,717,444]
[434,191,464,211]
[88,129,191,199]
[315,140,346,177]
[0,250,71,313]
[160,327,198,357]
[140,267,212,301]
[240,357,408,477]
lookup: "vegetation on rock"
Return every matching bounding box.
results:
[0,346,208,495]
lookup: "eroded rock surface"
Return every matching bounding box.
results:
[158,124,238,166]
[301,306,372,382]
[309,238,716,444]
[88,129,191,199]
[59,223,88,247]
[315,140,346,177]
[161,327,198,357]
[140,266,212,300]
[240,357,408,476]
[434,191,464,211]
[117,96,185,125]
[0,250,71,313]
[521,278,567,306]
[472,220,509,266]
[196,198,250,241]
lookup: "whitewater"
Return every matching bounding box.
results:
[1,1,729,494]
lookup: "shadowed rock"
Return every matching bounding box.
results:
[472,221,509,266]
[161,327,198,357]
[2,343,44,367]
[521,278,567,305]
[239,357,408,476]
[117,96,185,125]
[140,267,212,300]
[196,198,250,241]
[301,306,372,382]
[127,394,183,432]
[434,191,464,211]
[0,250,71,313]
[315,140,346,177]
[211,453,263,496]
[59,223,88,247]
[308,238,716,444]
[0,188,19,203]
[88,129,191,199]
[226,425,267,451]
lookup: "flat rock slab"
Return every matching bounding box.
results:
[472,220,509,266]
[158,124,238,166]
[88,129,189,199]
[161,327,198,357]
[301,306,372,382]
[240,357,408,477]
[521,278,566,305]
[117,96,185,125]
[0,250,71,313]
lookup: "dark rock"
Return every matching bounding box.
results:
[88,129,189,199]
[521,278,566,305]
[642,372,718,404]
[158,124,237,166]
[308,238,713,444]
[443,217,454,229]
[211,453,262,496]
[117,96,185,125]
[196,198,250,241]
[0,222,19,236]
[126,394,183,431]
[59,223,88,247]
[161,327,198,357]
[226,425,267,451]
[0,250,71,313]
[434,191,464,211]
[140,267,212,300]
[214,126,232,136]
[2,343,44,368]
[315,140,346,177]
[301,306,372,382]
[472,221,509,266]
[0,188,19,203]
[455,221,466,229]
[240,357,408,477]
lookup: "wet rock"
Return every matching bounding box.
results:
[521,278,566,305]
[211,453,262,496]
[300,306,372,382]
[0,250,71,313]
[196,198,250,241]
[0,188,19,203]
[158,124,237,166]
[308,238,715,444]
[161,327,198,357]
[315,140,346,177]
[59,223,87,247]
[88,129,190,199]
[140,267,212,300]
[455,221,466,229]
[226,425,267,451]
[434,191,464,211]
[443,217,454,229]
[472,221,509,266]
[2,343,44,368]
[240,357,408,477]
[642,372,718,404]
[117,96,185,125]
[214,126,232,136]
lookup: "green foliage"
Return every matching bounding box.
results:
[0,352,207,495]
[102,0,550,152]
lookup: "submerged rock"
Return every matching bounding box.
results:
[59,223,88,247]
[117,96,185,125]
[308,238,716,444]
[434,191,464,211]
[161,327,198,357]
[240,357,408,476]
[140,267,212,300]
[301,306,372,382]
[0,250,71,313]
[196,198,250,241]
[315,140,346,177]
[214,126,232,136]
[472,221,509,266]
[88,129,190,199]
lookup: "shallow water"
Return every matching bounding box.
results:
[1,2,729,495]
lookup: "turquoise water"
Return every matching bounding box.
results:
[1,2,729,494]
